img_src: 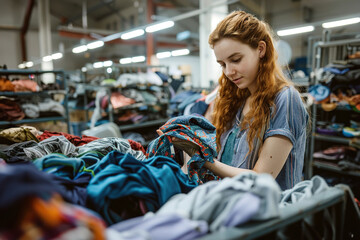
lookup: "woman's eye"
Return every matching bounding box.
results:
[232,58,241,62]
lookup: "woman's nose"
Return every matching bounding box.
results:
[225,65,235,77]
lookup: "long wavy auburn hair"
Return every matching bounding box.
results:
[209,11,293,154]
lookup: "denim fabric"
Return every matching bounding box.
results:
[218,86,309,190]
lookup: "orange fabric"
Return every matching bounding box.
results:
[15,194,107,240]
[0,78,15,91]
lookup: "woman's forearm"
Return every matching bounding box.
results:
[204,160,254,178]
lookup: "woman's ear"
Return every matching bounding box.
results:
[258,41,266,58]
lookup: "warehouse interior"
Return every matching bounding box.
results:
[1,0,360,239]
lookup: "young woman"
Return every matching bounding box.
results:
[202,10,309,190]
[158,11,308,190]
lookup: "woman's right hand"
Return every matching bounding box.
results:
[156,129,199,157]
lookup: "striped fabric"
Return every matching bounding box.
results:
[24,135,77,160]
[23,136,146,161]
[77,137,146,161]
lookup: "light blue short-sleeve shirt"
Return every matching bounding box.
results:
[218,86,309,190]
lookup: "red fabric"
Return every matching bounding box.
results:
[37,130,99,146]
[38,130,146,154]
[128,139,146,154]
[0,99,25,121]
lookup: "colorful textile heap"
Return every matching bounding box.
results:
[87,151,197,225]
[0,164,106,239]
[146,115,219,184]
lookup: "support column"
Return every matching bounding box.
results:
[38,0,54,83]
[199,0,228,88]
[20,0,35,62]
[146,0,154,65]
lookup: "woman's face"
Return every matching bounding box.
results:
[213,38,262,94]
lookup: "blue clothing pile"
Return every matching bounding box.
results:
[87,151,197,225]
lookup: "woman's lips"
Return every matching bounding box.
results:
[232,77,243,84]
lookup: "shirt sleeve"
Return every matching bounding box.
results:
[264,86,309,145]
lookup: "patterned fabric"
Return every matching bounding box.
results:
[146,115,219,184]
[24,136,145,161]
[24,135,78,160]
[78,137,146,161]
[1,140,38,163]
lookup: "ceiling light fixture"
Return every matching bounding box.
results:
[121,29,145,39]
[119,58,132,64]
[51,53,63,60]
[156,51,171,59]
[93,62,103,68]
[42,55,52,62]
[322,17,360,28]
[171,49,190,56]
[145,20,174,33]
[103,60,113,67]
[87,40,104,49]
[277,25,314,36]
[72,45,88,53]
[131,56,146,63]
[25,61,34,67]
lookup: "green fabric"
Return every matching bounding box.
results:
[221,127,239,165]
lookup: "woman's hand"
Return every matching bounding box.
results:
[156,129,199,157]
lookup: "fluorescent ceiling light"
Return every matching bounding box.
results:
[121,29,145,39]
[72,45,87,53]
[25,61,33,67]
[156,51,171,59]
[277,26,314,36]
[87,40,104,49]
[322,17,360,28]
[103,60,113,67]
[171,49,190,56]
[145,21,174,33]
[51,53,63,60]
[119,58,132,64]
[18,63,25,69]
[42,55,52,62]
[131,56,145,63]
[93,62,103,68]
